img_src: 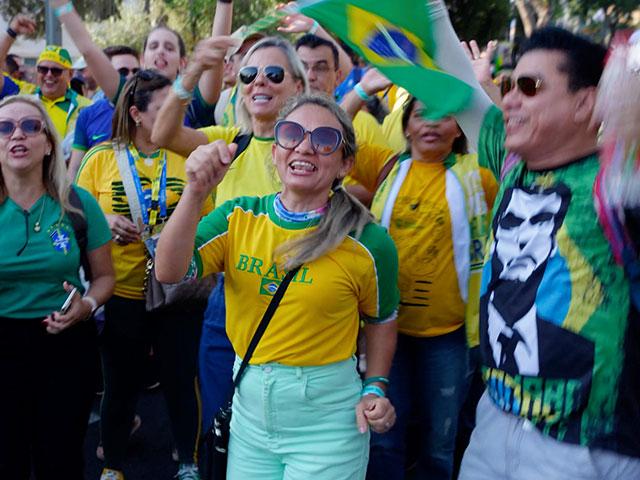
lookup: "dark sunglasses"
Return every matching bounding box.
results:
[500,75,543,98]
[117,67,140,77]
[0,118,45,137]
[275,120,343,156]
[36,65,65,77]
[238,65,285,85]
[128,69,158,98]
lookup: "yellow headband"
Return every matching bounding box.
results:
[37,46,72,69]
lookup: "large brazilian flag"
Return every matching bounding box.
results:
[297,0,472,119]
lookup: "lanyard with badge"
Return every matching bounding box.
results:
[116,143,168,258]
[126,145,168,227]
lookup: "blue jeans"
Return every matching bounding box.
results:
[199,274,236,431]
[368,327,468,480]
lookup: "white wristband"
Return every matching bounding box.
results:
[309,20,320,35]
[354,82,372,102]
[82,295,98,315]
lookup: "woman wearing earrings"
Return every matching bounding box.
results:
[76,70,213,480]
[0,95,114,479]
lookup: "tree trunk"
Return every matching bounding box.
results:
[532,0,552,28]
[515,0,536,36]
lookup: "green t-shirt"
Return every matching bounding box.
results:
[0,186,111,319]
[477,105,638,456]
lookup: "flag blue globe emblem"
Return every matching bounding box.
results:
[49,227,71,254]
[367,29,418,62]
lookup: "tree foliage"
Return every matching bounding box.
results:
[567,0,638,40]
[85,0,280,53]
[513,0,557,37]
[446,0,512,44]
[0,0,119,36]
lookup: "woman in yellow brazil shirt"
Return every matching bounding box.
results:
[155,94,399,480]
[348,95,498,480]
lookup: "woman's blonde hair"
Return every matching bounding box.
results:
[0,95,79,218]
[235,36,309,134]
[274,94,373,270]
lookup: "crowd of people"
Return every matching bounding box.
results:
[0,0,638,479]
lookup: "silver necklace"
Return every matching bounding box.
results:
[34,196,46,232]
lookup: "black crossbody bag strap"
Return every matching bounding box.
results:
[225,265,301,402]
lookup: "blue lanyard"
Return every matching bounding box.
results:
[125,145,167,226]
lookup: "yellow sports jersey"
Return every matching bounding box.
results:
[353,110,388,148]
[388,161,463,336]
[194,194,399,366]
[31,85,90,139]
[14,77,37,94]
[343,111,395,189]
[348,143,398,192]
[76,143,213,299]
[200,126,280,207]
[371,154,498,337]
[381,108,407,155]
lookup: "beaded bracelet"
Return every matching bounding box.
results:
[362,385,386,398]
[354,82,372,102]
[54,2,74,17]
[172,75,194,101]
[6,27,17,39]
[363,376,390,387]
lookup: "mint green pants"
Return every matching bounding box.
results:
[227,356,369,479]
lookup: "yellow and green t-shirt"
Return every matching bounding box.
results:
[76,143,213,299]
[200,126,279,207]
[353,110,388,149]
[193,194,400,366]
[376,158,496,337]
[37,88,91,139]
[381,87,410,154]
[343,111,396,190]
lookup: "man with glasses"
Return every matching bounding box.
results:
[0,16,90,147]
[68,45,140,179]
[421,1,640,476]
[295,34,388,149]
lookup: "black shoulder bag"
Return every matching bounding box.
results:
[203,265,300,480]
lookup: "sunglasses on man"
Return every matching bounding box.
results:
[36,65,65,77]
[238,65,286,85]
[275,120,344,156]
[117,67,140,77]
[500,75,543,98]
[0,118,45,137]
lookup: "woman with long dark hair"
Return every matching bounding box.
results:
[76,70,213,480]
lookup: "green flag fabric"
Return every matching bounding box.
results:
[297,0,473,119]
